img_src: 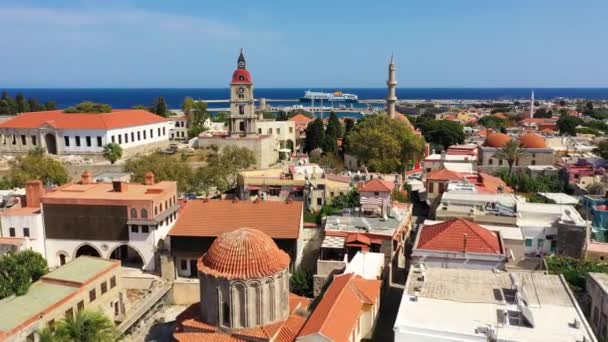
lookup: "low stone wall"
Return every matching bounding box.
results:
[167,280,200,305]
[121,276,157,290]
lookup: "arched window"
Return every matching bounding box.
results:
[130,208,137,218]
[233,283,247,328]
[160,203,163,212]
[238,75,245,81]
[223,301,231,326]
[140,208,148,218]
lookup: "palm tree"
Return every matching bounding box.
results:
[494,139,529,176]
[102,143,123,165]
[39,310,118,342]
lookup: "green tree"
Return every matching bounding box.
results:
[0,99,11,115]
[15,93,29,113]
[533,108,552,118]
[493,140,529,176]
[132,104,152,111]
[205,145,256,190]
[123,153,194,192]
[1,92,16,114]
[325,112,343,139]
[289,268,313,298]
[44,101,57,111]
[0,250,48,299]
[7,149,69,187]
[64,101,112,113]
[102,143,123,164]
[212,112,229,123]
[479,116,507,129]
[41,310,119,342]
[182,96,194,119]
[276,110,289,121]
[304,118,325,153]
[348,115,425,173]
[557,115,582,136]
[27,97,44,112]
[593,140,608,160]
[153,97,168,117]
[420,120,465,151]
[189,101,209,138]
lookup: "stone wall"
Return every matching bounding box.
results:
[197,135,278,169]
[168,280,200,305]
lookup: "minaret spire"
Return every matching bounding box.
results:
[237,48,246,69]
[386,54,397,119]
[530,90,535,118]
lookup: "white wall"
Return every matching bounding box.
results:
[520,225,557,255]
[0,213,45,256]
[105,122,170,151]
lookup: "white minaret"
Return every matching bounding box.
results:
[530,90,535,118]
[386,54,397,119]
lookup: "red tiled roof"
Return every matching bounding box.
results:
[477,172,513,193]
[289,114,313,124]
[198,228,290,279]
[0,109,166,130]
[426,169,464,181]
[357,179,393,192]
[416,218,502,254]
[298,273,381,341]
[168,199,303,239]
[174,294,309,342]
[520,132,547,148]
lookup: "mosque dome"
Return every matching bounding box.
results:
[198,228,290,280]
[519,133,547,148]
[483,132,511,148]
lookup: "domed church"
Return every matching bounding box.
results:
[173,228,310,341]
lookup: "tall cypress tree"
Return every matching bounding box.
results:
[15,93,29,113]
[304,118,325,153]
[153,97,168,117]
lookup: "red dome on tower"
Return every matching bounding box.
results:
[231,69,252,84]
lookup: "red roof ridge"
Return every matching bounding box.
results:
[417,218,501,254]
[358,178,393,192]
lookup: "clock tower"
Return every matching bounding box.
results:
[229,49,257,136]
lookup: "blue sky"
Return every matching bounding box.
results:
[1,0,607,88]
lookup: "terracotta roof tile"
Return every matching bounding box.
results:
[416,218,502,254]
[357,179,393,192]
[275,314,307,342]
[298,273,381,341]
[426,169,464,181]
[289,114,312,124]
[168,199,302,239]
[0,109,166,130]
[198,228,290,279]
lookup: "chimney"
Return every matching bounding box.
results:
[112,181,128,192]
[25,180,44,208]
[81,170,92,185]
[463,233,468,253]
[144,172,155,185]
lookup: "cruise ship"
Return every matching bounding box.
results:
[299,90,358,103]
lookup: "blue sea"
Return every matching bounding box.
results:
[3,88,608,110]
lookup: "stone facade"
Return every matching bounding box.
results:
[199,269,290,329]
[478,146,554,170]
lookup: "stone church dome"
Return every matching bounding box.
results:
[198,228,290,280]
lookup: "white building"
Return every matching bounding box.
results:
[0,181,45,256]
[0,109,170,158]
[394,267,596,342]
[168,114,189,140]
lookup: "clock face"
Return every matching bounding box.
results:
[237,87,245,94]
